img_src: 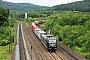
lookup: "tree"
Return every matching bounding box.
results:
[0,6,9,26]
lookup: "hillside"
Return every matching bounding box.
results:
[0,0,49,12]
[48,0,90,12]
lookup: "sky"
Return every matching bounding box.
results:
[3,0,82,7]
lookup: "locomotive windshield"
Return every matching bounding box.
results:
[53,40,56,43]
[49,40,56,44]
[49,40,52,43]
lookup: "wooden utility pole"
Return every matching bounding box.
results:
[8,9,12,53]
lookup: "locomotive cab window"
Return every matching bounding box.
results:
[49,40,56,44]
[53,40,56,44]
[49,40,52,44]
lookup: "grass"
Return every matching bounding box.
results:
[0,43,15,60]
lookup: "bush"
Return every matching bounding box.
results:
[0,40,9,46]
[44,12,90,59]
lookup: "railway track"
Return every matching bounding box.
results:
[22,21,64,60]
[22,22,42,60]
[57,41,88,60]
[50,52,63,60]
[15,21,30,60]
[37,23,89,60]
[14,21,88,60]
[19,22,26,60]
[15,21,26,60]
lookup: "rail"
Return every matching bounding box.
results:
[15,21,20,60]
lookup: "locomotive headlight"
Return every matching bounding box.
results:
[54,46,56,47]
[49,46,51,47]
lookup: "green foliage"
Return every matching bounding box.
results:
[60,25,86,48]
[18,11,57,24]
[84,19,90,30]
[44,12,90,59]
[0,6,17,46]
[18,10,90,59]
[0,0,49,12]
[0,40,9,46]
[0,44,14,60]
[1,0,90,13]
[0,6,9,26]
[0,6,17,60]
[49,1,90,12]
[0,26,15,46]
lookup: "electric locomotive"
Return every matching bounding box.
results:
[40,34,57,51]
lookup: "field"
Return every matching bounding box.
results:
[0,44,14,60]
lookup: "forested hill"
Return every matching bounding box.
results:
[48,0,90,12]
[0,0,49,12]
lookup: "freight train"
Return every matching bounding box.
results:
[31,20,57,51]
